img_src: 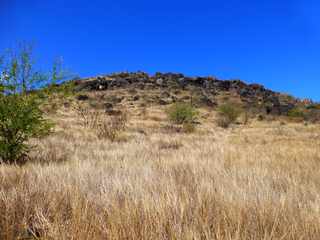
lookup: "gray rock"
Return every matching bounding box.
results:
[109,78,129,88]
[159,98,173,105]
[156,78,164,86]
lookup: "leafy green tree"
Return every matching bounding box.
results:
[0,42,48,94]
[0,94,52,163]
[0,42,74,164]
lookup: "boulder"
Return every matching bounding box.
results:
[105,95,123,104]
[74,77,109,91]
[231,80,247,89]
[76,94,89,101]
[214,81,231,91]
[133,95,140,101]
[159,98,173,105]
[160,91,171,99]
[105,109,123,116]
[239,88,252,98]
[109,78,129,88]
[279,103,295,115]
[104,102,113,110]
[156,78,164,86]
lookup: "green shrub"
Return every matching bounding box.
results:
[167,103,198,124]
[217,103,241,128]
[0,95,52,164]
[287,108,305,119]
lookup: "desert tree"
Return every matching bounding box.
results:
[0,42,73,163]
[0,42,48,94]
[0,94,52,163]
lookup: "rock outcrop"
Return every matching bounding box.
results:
[72,71,310,116]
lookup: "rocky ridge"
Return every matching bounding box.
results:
[72,71,315,117]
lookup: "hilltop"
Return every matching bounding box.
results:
[70,71,318,120]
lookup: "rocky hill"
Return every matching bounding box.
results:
[71,71,319,120]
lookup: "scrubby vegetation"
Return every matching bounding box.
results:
[216,103,242,128]
[74,103,128,141]
[1,45,320,239]
[287,107,305,119]
[1,117,320,239]
[167,102,198,124]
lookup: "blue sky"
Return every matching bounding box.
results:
[1,0,319,100]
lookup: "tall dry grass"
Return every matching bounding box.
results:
[1,106,320,239]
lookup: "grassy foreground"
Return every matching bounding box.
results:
[1,104,320,240]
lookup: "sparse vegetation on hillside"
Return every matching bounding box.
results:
[96,112,128,141]
[167,102,198,124]
[287,107,305,119]
[74,103,128,141]
[1,116,320,239]
[216,103,242,128]
[1,57,320,239]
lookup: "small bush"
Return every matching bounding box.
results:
[305,109,320,123]
[216,116,231,128]
[74,104,128,141]
[167,103,198,124]
[287,108,305,119]
[97,113,128,141]
[257,114,265,121]
[74,104,101,129]
[217,103,241,128]
[182,122,196,133]
[0,95,52,163]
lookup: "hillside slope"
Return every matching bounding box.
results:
[1,72,320,239]
[72,72,317,118]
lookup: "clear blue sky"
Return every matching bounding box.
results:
[1,0,319,100]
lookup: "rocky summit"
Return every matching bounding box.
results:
[72,71,317,118]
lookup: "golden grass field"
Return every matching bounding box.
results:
[1,100,320,239]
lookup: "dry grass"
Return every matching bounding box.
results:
[1,104,320,239]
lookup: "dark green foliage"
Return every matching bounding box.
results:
[0,95,52,163]
[42,81,76,98]
[167,103,198,124]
